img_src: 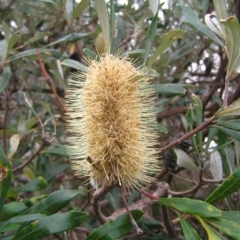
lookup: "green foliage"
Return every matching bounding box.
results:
[1,0,240,239]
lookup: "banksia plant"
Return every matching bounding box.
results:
[66,54,159,190]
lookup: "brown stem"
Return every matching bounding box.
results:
[91,184,112,223]
[119,187,143,235]
[12,141,46,173]
[36,49,67,113]
[159,115,215,154]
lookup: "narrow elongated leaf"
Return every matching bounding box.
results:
[65,0,73,22]
[196,217,227,240]
[214,126,240,141]
[0,67,11,93]
[29,189,81,215]
[206,167,240,203]
[220,16,240,75]
[209,151,223,180]
[12,211,88,240]
[19,32,52,49]
[180,5,224,48]
[0,214,45,232]
[191,95,203,153]
[9,48,62,61]
[212,0,228,22]
[216,119,240,131]
[0,145,11,219]
[41,145,68,156]
[111,15,124,54]
[215,98,240,117]
[158,198,221,217]
[173,148,198,171]
[222,211,240,225]
[8,134,20,159]
[17,177,48,192]
[178,214,201,240]
[47,33,91,47]
[5,33,21,58]
[147,29,185,67]
[206,217,240,239]
[155,83,192,97]
[143,12,158,65]
[95,0,111,53]
[2,21,10,42]
[86,210,144,240]
[1,202,28,221]
[61,59,87,72]
[72,0,90,20]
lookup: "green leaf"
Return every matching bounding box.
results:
[8,134,20,159]
[158,198,221,217]
[72,0,90,20]
[191,95,203,152]
[212,0,228,28]
[216,119,240,131]
[222,211,240,225]
[47,33,92,46]
[5,33,21,59]
[206,167,240,203]
[111,15,124,54]
[215,98,240,117]
[206,216,240,239]
[143,11,158,65]
[220,16,240,76]
[173,148,198,171]
[61,59,87,72]
[9,48,63,61]
[2,21,10,42]
[196,217,228,240]
[21,32,52,48]
[17,177,48,192]
[147,29,185,68]
[1,202,28,221]
[155,83,193,97]
[0,145,11,219]
[83,48,98,60]
[0,67,11,93]
[95,0,111,53]
[86,210,144,240]
[180,5,224,48]
[178,214,201,240]
[65,0,73,22]
[0,214,45,232]
[12,211,88,240]
[41,145,68,156]
[214,126,240,141]
[29,189,81,215]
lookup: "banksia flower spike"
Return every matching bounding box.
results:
[66,54,159,190]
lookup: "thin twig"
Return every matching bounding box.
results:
[91,184,112,223]
[119,186,143,235]
[36,49,67,113]
[159,115,215,154]
[12,141,46,173]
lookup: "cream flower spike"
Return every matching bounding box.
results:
[66,54,159,189]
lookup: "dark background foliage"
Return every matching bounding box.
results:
[1,0,240,239]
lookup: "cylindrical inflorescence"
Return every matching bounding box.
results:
[66,54,159,189]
